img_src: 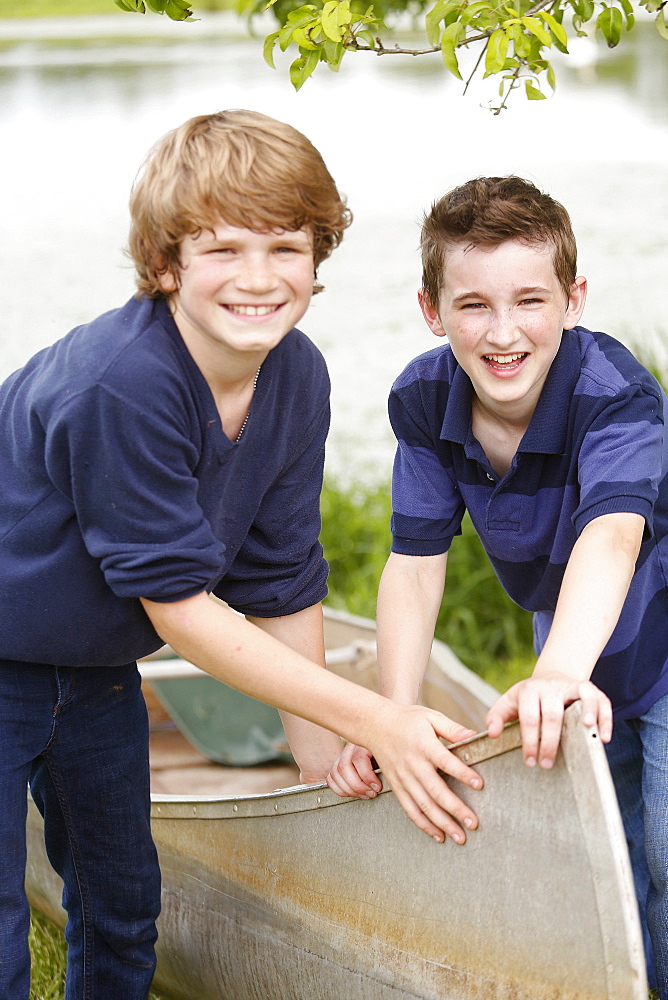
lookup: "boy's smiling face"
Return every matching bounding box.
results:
[419,239,587,427]
[160,222,315,368]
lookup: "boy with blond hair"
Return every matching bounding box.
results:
[328,175,668,997]
[0,111,484,1000]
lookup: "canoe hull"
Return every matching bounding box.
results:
[25,706,647,1000]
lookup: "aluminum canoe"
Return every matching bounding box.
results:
[25,607,647,1000]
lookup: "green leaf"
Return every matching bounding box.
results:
[485,28,510,75]
[279,22,295,49]
[459,1,493,25]
[540,11,568,45]
[355,28,377,46]
[656,5,668,38]
[114,0,144,9]
[289,46,320,89]
[525,80,546,99]
[164,0,193,16]
[144,0,166,11]
[546,61,556,89]
[322,38,345,66]
[643,0,662,11]
[278,5,318,47]
[619,0,635,27]
[285,6,318,23]
[426,0,450,45]
[336,0,351,26]
[571,0,595,19]
[440,20,464,78]
[263,29,280,66]
[321,0,343,40]
[292,24,320,48]
[597,5,623,46]
[521,15,552,44]
[513,27,532,56]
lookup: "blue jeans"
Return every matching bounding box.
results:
[0,660,161,1000]
[606,689,668,998]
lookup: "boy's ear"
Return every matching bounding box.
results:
[563,275,588,330]
[418,288,448,339]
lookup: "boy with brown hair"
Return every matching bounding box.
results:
[0,111,484,1000]
[328,175,668,996]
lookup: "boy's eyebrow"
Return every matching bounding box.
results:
[451,285,553,304]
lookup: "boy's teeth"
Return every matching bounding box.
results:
[486,353,525,364]
[227,304,278,316]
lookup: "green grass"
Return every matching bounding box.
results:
[29,909,170,1000]
[320,477,535,690]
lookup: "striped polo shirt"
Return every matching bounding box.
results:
[389,326,668,720]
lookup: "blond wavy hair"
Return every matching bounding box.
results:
[129,110,352,298]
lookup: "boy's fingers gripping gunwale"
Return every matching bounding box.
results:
[384,747,481,844]
[371,707,483,844]
[578,680,613,742]
[485,676,614,769]
[326,743,381,800]
[517,683,565,768]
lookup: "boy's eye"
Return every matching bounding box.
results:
[461,302,486,310]
[520,297,542,305]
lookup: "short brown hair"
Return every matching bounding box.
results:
[420,176,577,306]
[129,109,352,298]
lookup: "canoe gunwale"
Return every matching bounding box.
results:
[149,722,525,820]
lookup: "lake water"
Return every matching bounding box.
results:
[0,11,667,480]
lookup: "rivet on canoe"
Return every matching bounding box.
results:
[192,806,197,816]
[316,797,321,804]
[274,803,279,811]
[233,804,238,812]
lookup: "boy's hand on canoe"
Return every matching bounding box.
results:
[485,675,613,769]
[329,706,483,845]
[326,743,381,800]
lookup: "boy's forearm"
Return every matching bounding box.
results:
[534,512,645,680]
[484,513,639,763]
[141,591,401,750]
[247,606,344,781]
[376,552,448,704]
[141,589,484,843]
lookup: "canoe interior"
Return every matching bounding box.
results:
[144,605,500,798]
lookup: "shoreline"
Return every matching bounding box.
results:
[0,10,265,41]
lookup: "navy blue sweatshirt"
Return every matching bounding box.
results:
[0,297,329,666]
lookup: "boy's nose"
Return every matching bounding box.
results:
[236,256,280,292]
[486,311,521,347]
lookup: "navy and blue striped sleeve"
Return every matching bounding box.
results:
[574,384,665,537]
[389,378,465,556]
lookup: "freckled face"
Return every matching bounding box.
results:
[160,223,315,364]
[419,239,587,423]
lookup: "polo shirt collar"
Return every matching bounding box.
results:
[439,329,581,455]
